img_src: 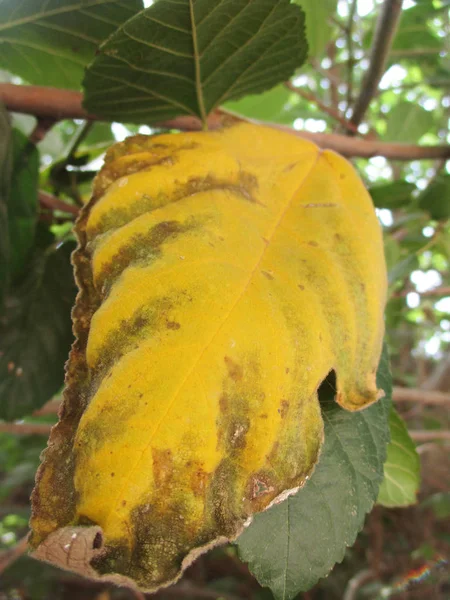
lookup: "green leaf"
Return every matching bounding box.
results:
[418,174,450,220]
[377,407,420,508]
[0,103,13,307]
[385,102,434,144]
[0,1,143,89]
[294,0,337,59]
[224,85,297,125]
[8,130,39,281]
[388,254,419,287]
[0,237,77,421]
[236,346,392,599]
[369,181,416,210]
[83,0,308,124]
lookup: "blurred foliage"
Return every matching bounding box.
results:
[0,0,449,599]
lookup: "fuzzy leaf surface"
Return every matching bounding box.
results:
[83,0,308,123]
[31,123,387,592]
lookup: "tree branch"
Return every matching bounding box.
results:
[2,83,450,160]
[39,191,79,216]
[0,422,53,435]
[393,387,450,405]
[345,0,358,113]
[349,0,404,129]
[0,535,29,575]
[284,82,359,134]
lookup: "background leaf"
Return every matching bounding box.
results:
[83,0,308,123]
[377,407,420,508]
[7,130,39,281]
[0,0,143,88]
[0,236,77,421]
[418,174,450,220]
[385,102,434,144]
[236,346,392,600]
[294,0,337,59]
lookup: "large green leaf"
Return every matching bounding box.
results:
[0,237,77,421]
[0,1,143,89]
[236,346,391,599]
[385,102,434,144]
[8,130,39,281]
[83,0,308,124]
[0,103,13,307]
[377,407,420,508]
[418,174,450,221]
[294,0,337,59]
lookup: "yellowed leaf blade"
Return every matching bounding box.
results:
[30,123,387,591]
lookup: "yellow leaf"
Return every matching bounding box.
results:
[30,123,387,591]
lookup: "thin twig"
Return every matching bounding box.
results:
[346,0,358,113]
[284,81,359,134]
[393,286,450,298]
[393,387,450,405]
[32,397,62,417]
[0,422,53,435]
[409,430,450,442]
[29,116,57,144]
[349,0,404,130]
[39,190,79,216]
[1,83,450,160]
[0,534,29,574]
[343,569,376,600]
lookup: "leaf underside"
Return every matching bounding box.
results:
[30,123,387,592]
[83,0,308,123]
[377,406,420,508]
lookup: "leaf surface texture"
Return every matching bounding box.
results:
[31,123,387,591]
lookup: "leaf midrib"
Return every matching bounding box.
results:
[189,0,207,125]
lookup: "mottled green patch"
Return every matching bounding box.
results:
[94,218,200,294]
[90,295,175,381]
[89,172,258,239]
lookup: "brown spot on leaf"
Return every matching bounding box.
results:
[152,448,173,489]
[166,321,181,330]
[224,356,243,382]
[261,270,274,280]
[278,400,289,419]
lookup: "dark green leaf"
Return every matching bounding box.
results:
[369,181,416,210]
[8,130,39,281]
[0,1,143,89]
[236,346,391,599]
[294,0,337,59]
[418,174,450,220]
[0,103,13,307]
[0,239,77,421]
[385,102,434,144]
[377,407,420,508]
[83,0,308,124]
